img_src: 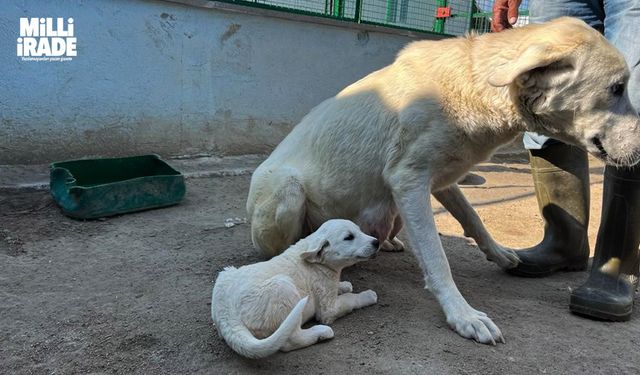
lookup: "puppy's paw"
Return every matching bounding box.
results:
[338,281,353,294]
[311,324,335,341]
[381,237,405,252]
[485,246,520,269]
[359,289,378,306]
[445,305,504,345]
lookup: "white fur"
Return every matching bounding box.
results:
[247,17,640,345]
[211,219,379,358]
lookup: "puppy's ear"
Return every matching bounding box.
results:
[488,43,573,87]
[301,240,329,264]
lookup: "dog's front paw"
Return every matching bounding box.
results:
[485,245,520,269]
[445,305,504,345]
[358,289,378,306]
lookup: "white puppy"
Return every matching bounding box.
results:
[211,219,379,359]
[247,17,640,345]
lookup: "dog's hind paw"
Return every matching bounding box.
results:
[311,325,335,341]
[445,306,505,345]
[381,237,405,252]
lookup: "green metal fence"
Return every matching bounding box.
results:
[212,0,529,36]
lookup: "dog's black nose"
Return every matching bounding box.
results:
[372,239,380,248]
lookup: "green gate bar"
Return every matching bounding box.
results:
[385,0,397,22]
[433,0,447,33]
[332,0,344,17]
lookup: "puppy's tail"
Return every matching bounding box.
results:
[215,296,308,359]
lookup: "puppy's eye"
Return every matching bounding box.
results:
[610,83,625,97]
[344,233,354,241]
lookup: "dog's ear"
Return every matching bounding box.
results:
[300,239,329,263]
[488,43,574,87]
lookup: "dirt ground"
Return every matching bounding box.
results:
[1,154,639,374]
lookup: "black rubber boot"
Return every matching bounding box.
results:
[507,143,590,277]
[570,166,640,321]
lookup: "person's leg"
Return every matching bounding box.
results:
[570,166,640,320]
[570,0,640,320]
[528,0,604,27]
[508,0,603,276]
[603,0,640,111]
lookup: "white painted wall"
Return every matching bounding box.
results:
[1,0,438,164]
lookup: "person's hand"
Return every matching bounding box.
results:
[491,0,522,32]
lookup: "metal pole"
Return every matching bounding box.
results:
[385,0,397,23]
[354,0,362,22]
[433,0,447,33]
[332,0,344,17]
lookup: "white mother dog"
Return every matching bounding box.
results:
[247,17,640,344]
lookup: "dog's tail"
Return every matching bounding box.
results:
[214,296,308,359]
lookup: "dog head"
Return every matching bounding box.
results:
[300,219,379,270]
[488,17,640,167]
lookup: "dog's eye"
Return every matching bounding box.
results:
[344,233,354,241]
[610,83,625,97]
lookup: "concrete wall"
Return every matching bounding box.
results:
[1,0,438,165]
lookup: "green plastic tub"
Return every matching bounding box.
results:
[50,154,186,219]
